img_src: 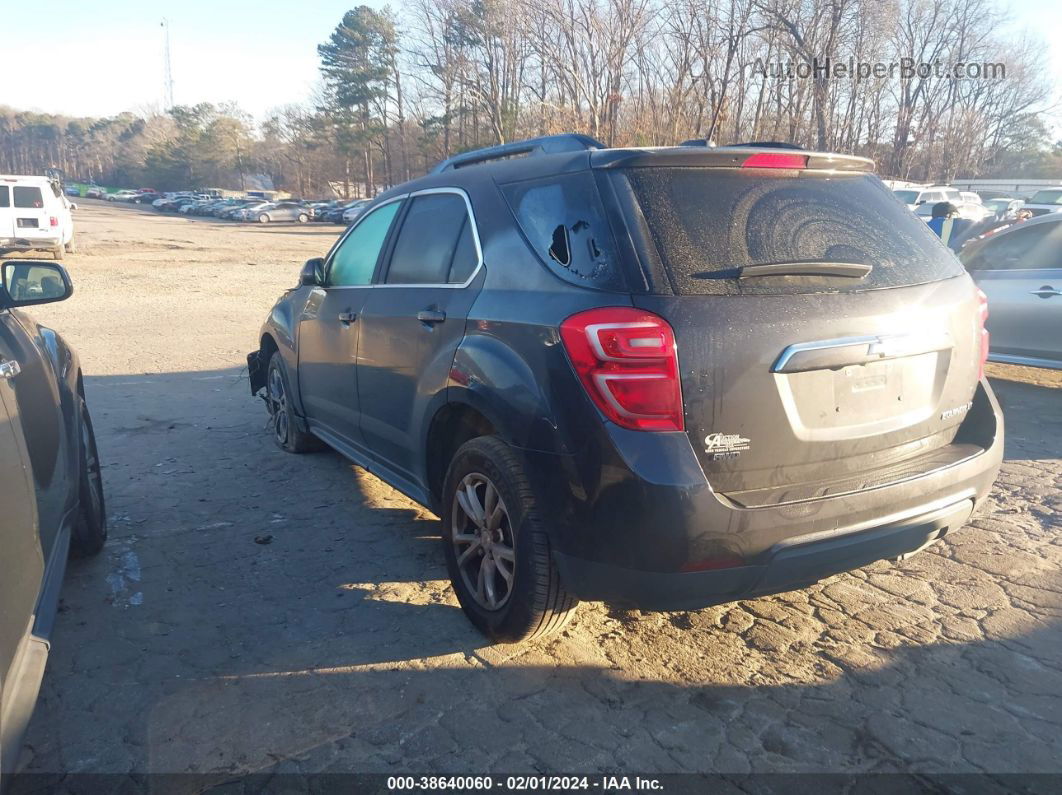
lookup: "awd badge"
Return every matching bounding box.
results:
[704,432,751,461]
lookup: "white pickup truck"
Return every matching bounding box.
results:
[0,175,76,258]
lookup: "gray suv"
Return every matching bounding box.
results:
[249,135,1004,642]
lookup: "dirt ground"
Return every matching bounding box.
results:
[12,202,1062,777]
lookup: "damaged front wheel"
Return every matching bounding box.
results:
[265,351,322,454]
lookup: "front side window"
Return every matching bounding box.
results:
[13,186,44,209]
[385,193,477,284]
[328,201,401,286]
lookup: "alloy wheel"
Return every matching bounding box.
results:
[267,366,289,446]
[451,472,516,610]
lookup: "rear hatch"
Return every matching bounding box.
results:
[603,152,983,506]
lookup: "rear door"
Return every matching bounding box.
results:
[611,166,981,505]
[297,199,403,450]
[9,184,53,245]
[357,189,483,484]
[963,220,1062,362]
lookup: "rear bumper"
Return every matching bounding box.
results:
[535,380,1003,610]
[0,237,61,251]
[555,498,973,610]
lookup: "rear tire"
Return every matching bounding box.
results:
[52,247,63,260]
[297,213,309,223]
[70,397,107,557]
[441,436,577,643]
[259,214,270,224]
[265,351,322,453]
[65,236,77,254]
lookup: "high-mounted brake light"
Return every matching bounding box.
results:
[741,152,807,169]
[560,307,684,432]
[975,286,989,380]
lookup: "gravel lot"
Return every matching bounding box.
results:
[13,203,1062,777]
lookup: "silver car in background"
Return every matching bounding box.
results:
[961,214,1062,369]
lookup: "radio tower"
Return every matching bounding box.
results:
[161,18,174,110]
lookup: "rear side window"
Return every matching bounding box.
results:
[13,186,44,209]
[501,172,624,290]
[385,193,478,284]
[0,186,8,208]
[622,169,964,295]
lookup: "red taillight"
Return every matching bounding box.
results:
[49,216,58,227]
[560,307,684,432]
[741,152,807,169]
[975,286,989,380]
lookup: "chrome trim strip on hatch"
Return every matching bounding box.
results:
[772,331,952,374]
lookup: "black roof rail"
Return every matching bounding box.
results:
[680,138,717,147]
[431,134,606,173]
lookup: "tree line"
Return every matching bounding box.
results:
[1,0,1058,197]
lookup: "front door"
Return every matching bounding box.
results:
[296,200,403,448]
[357,190,483,485]
[0,322,45,740]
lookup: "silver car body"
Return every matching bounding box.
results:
[962,214,1062,369]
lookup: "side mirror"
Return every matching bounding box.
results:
[916,200,926,205]
[1,261,74,308]
[300,257,325,286]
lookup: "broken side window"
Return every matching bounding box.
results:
[500,171,624,290]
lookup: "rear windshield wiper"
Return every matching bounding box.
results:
[736,262,872,279]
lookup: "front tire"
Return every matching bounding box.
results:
[65,236,77,254]
[70,397,107,557]
[297,213,309,223]
[441,436,577,643]
[259,214,270,224]
[265,351,322,453]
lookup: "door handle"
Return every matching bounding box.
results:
[1029,286,1061,298]
[338,310,357,324]
[416,309,446,324]
[0,360,21,379]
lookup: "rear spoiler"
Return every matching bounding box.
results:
[591,146,875,173]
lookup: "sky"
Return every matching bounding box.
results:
[0,0,1059,127]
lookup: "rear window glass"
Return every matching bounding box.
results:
[622,169,964,295]
[0,186,8,208]
[501,172,625,290]
[386,193,473,284]
[13,186,44,209]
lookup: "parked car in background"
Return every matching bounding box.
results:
[319,200,367,224]
[236,201,275,222]
[1020,187,1062,217]
[961,213,1062,369]
[84,187,106,200]
[64,186,80,197]
[0,175,77,258]
[0,260,106,775]
[248,135,1002,642]
[341,199,371,224]
[106,190,138,202]
[253,202,311,223]
[984,197,1024,221]
[893,185,961,210]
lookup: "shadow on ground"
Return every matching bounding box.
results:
[13,369,1062,777]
